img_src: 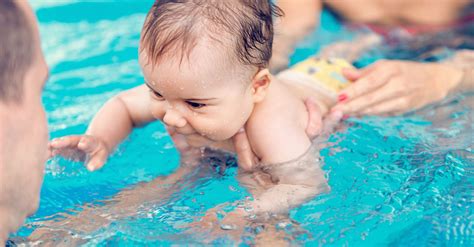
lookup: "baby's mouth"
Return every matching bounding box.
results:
[185,132,210,139]
[173,126,197,136]
[184,133,213,147]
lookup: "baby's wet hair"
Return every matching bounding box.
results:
[141,0,283,68]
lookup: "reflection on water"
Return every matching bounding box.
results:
[11,1,474,245]
[297,93,473,246]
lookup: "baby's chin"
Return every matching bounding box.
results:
[184,134,215,147]
[185,131,237,148]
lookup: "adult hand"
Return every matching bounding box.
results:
[332,60,464,116]
[234,97,343,171]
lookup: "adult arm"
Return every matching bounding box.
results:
[271,0,322,73]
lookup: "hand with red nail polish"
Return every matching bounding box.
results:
[338,93,348,102]
[331,59,466,116]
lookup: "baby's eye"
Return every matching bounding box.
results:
[186,101,206,109]
[149,89,163,99]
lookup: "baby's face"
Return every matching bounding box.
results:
[139,42,255,146]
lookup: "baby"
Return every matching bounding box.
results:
[51,0,350,216]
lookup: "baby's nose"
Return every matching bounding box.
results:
[162,109,187,128]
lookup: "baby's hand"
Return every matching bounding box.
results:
[49,135,110,171]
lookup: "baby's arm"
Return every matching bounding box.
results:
[243,96,329,214]
[86,84,154,150]
[50,84,155,170]
[246,92,311,165]
[243,128,328,215]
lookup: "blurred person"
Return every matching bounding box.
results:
[273,0,474,116]
[0,0,50,244]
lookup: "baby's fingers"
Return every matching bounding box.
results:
[233,128,258,171]
[76,135,109,171]
[49,135,83,149]
[76,135,101,153]
[49,135,87,161]
[304,97,323,139]
[85,148,108,171]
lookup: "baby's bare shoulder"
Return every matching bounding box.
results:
[249,82,307,129]
[245,83,310,164]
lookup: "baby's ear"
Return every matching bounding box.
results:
[251,69,272,103]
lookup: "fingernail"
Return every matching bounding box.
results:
[338,94,348,102]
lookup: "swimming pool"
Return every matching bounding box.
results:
[12,1,473,245]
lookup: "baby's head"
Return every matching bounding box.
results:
[139,0,282,144]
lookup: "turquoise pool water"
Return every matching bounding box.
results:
[12,1,473,245]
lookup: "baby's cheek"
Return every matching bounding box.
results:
[150,101,166,120]
[209,124,238,141]
[191,120,219,138]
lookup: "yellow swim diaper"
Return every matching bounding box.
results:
[277,57,354,100]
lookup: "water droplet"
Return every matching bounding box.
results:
[220,224,236,230]
[276,222,288,229]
